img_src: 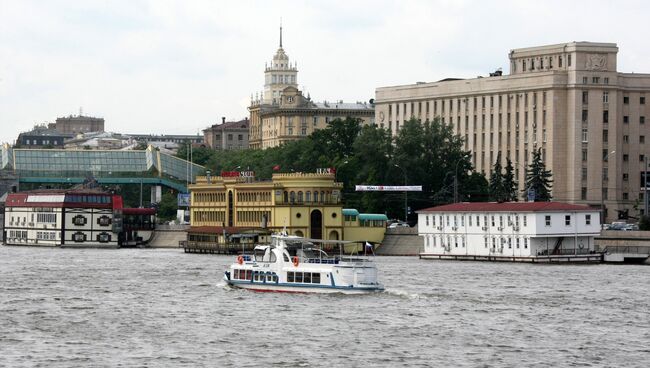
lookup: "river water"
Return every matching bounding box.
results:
[0,246,648,367]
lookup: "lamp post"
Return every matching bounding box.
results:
[601,150,616,225]
[394,164,407,222]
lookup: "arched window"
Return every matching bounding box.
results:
[297,191,303,203]
[290,191,296,203]
[305,191,311,203]
[321,191,325,203]
[313,191,318,203]
[283,191,288,203]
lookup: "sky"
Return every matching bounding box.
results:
[0,0,647,144]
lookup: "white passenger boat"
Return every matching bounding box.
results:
[223,233,384,294]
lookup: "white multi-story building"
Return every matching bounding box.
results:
[417,202,601,262]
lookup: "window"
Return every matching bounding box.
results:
[581,187,587,200]
[592,77,600,84]
[603,130,608,143]
[641,116,645,124]
[581,167,588,180]
[97,232,112,243]
[238,134,243,141]
[603,110,609,123]
[623,96,629,104]
[228,134,233,140]
[97,215,112,226]
[586,214,591,225]
[581,128,588,142]
[425,216,429,226]
[623,173,629,181]
[623,154,629,162]
[524,238,528,249]
[72,215,87,226]
[641,96,646,105]
[72,232,86,242]
[565,215,571,226]
[582,149,588,161]
[604,77,609,84]
[582,76,588,84]
[641,136,646,144]
[624,135,629,143]
[582,91,588,104]
[623,192,629,200]
[582,109,588,122]
[545,215,551,226]
[602,92,609,103]
[623,116,629,124]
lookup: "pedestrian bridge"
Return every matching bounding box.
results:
[1,145,204,193]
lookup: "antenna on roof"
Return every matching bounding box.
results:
[79,106,83,116]
[279,18,283,48]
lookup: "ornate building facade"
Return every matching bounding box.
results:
[248,26,374,149]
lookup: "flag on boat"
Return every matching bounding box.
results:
[365,241,373,249]
[272,165,281,171]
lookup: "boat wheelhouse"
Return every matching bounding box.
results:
[224,234,384,294]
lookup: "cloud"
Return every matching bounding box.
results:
[0,0,648,143]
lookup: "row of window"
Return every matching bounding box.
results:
[583,90,646,105]
[425,214,528,229]
[287,271,321,284]
[36,213,56,224]
[544,214,592,226]
[36,231,57,240]
[65,195,112,204]
[514,53,570,73]
[8,230,27,239]
[424,234,530,249]
[233,269,253,280]
[24,139,60,146]
[388,92,550,121]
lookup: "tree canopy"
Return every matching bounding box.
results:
[178,116,490,220]
[524,148,553,201]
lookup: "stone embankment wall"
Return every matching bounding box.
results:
[148,224,188,248]
[376,227,422,256]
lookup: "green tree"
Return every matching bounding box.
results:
[524,148,553,201]
[157,190,178,221]
[176,143,213,167]
[489,152,506,202]
[639,215,650,231]
[503,158,519,202]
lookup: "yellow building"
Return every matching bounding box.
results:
[248,26,374,149]
[187,171,386,249]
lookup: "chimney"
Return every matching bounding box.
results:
[222,117,226,125]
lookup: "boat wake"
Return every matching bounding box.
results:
[383,288,428,300]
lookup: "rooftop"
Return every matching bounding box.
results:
[417,202,596,213]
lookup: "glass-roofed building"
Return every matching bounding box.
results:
[1,144,204,193]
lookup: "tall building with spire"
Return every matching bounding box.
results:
[248,25,374,149]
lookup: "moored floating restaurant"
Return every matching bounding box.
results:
[185,170,387,253]
[417,202,602,262]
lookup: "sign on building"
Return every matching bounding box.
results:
[355,185,422,191]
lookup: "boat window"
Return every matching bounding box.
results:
[288,272,295,282]
[303,273,312,283]
[295,272,304,283]
[312,273,321,284]
[283,253,290,262]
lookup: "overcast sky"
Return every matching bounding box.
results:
[0,0,647,144]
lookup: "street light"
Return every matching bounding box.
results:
[601,150,616,225]
[394,164,407,222]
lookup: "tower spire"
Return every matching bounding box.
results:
[279,19,283,48]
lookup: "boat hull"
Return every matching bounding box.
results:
[225,278,383,294]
